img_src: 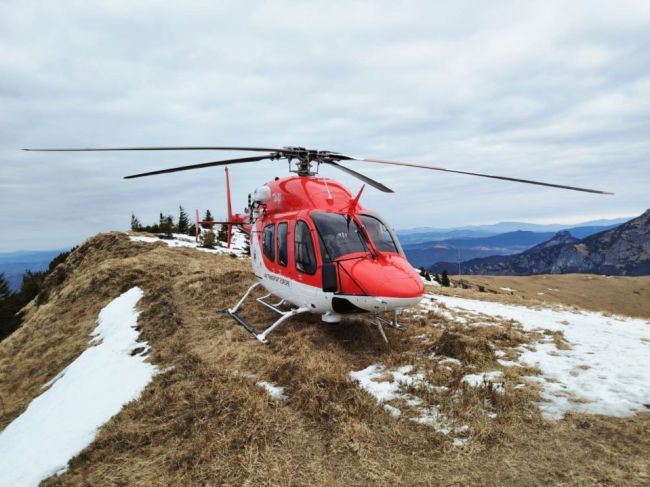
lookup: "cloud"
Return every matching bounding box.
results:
[0,0,649,251]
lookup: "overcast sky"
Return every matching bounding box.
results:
[1,0,649,252]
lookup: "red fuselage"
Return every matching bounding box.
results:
[239,175,424,312]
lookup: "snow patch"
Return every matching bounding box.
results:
[426,294,650,419]
[257,381,287,400]
[0,288,156,487]
[349,364,422,403]
[129,227,248,256]
[349,364,468,445]
[462,371,505,393]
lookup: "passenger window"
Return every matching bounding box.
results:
[263,224,275,262]
[277,222,288,266]
[295,220,316,274]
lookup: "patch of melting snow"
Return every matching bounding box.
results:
[383,404,402,417]
[497,359,521,368]
[437,357,462,366]
[426,294,650,419]
[411,406,449,434]
[0,287,156,487]
[257,381,287,400]
[129,228,248,256]
[349,364,468,446]
[462,371,505,393]
[349,364,422,403]
[499,287,515,292]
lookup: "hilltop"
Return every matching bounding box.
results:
[0,232,649,485]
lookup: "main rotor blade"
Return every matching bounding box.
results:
[124,155,272,179]
[343,156,613,195]
[23,146,288,153]
[323,161,394,193]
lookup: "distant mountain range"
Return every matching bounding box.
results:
[397,217,632,245]
[430,210,650,276]
[400,223,623,269]
[0,249,69,291]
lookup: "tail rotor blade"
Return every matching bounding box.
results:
[322,160,394,193]
[344,156,613,195]
[124,155,272,179]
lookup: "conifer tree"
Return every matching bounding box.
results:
[217,224,228,244]
[178,206,190,233]
[440,270,451,287]
[202,230,216,249]
[159,214,174,238]
[243,232,251,256]
[130,213,142,231]
[0,272,11,301]
[203,209,214,229]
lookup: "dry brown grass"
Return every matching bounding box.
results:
[436,274,650,319]
[1,232,649,486]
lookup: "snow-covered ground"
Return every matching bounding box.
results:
[422,294,650,419]
[129,226,248,256]
[0,288,157,487]
[349,364,468,443]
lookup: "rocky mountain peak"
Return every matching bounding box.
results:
[532,230,578,250]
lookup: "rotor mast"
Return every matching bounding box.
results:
[284,146,338,176]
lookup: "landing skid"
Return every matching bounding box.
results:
[372,311,406,344]
[227,282,309,344]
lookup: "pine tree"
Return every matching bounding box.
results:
[243,231,251,256]
[159,214,174,238]
[217,224,229,245]
[434,273,441,284]
[178,206,190,233]
[440,270,451,287]
[203,209,214,229]
[130,213,142,231]
[0,272,11,301]
[202,230,216,249]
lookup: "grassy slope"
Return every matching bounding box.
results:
[1,232,648,486]
[442,274,650,319]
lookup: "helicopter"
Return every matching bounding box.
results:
[23,146,613,343]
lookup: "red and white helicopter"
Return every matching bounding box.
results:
[25,146,612,343]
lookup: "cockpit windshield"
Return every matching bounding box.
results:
[311,211,403,260]
[358,214,400,254]
[311,212,367,261]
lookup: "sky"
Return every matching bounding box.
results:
[1,0,649,252]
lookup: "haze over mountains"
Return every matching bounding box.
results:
[429,210,650,276]
[0,249,69,291]
[398,217,630,269]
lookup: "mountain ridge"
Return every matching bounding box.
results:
[430,210,650,276]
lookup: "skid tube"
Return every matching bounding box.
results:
[371,310,406,344]
[227,282,310,344]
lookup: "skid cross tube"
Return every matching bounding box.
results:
[227,282,309,344]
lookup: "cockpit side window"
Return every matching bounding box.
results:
[277,222,288,266]
[263,224,275,262]
[295,220,317,274]
[358,214,399,253]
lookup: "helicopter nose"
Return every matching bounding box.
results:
[339,254,424,299]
